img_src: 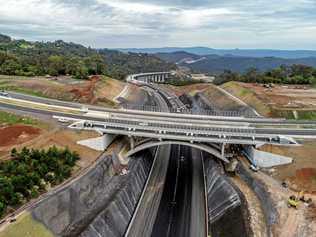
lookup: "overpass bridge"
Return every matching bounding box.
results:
[66,72,316,164]
[0,70,315,165]
[62,115,306,162]
[127,71,173,84]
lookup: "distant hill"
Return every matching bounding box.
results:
[155,51,202,64]
[118,47,316,59]
[0,33,175,80]
[155,52,316,74]
[0,34,11,43]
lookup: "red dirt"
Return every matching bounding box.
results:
[69,75,101,103]
[288,168,316,192]
[0,125,41,147]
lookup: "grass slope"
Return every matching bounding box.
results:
[0,111,39,126]
[0,212,54,237]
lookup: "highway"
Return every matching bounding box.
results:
[125,145,171,237]
[1,71,314,236]
[149,86,208,237]
[126,84,208,237]
[1,93,315,145]
[3,91,316,127]
[152,146,207,237]
[2,90,316,147]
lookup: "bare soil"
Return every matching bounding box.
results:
[0,125,41,147]
[260,140,316,192]
[222,82,316,118]
[0,127,102,169]
[251,169,316,237]
[0,75,127,107]
[163,83,210,97]
[242,83,316,110]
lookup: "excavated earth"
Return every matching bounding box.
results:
[0,125,41,147]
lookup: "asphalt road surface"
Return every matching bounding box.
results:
[3,91,316,126]
[150,85,207,237]
[125,85,173,237]
[125,145,171,237]
[151,145,207,237]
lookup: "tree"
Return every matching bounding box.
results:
[75,62,89,79]
[0,177,15,205]
[244,68,261,83]
[0,201,6,217]
[213,70,240,85]
[0,59,21,75]
[48,55,65,75]
[0,146,81,217]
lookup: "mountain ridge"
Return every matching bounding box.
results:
[117,47,316,59]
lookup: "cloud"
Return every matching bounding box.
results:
[0,0,315,49]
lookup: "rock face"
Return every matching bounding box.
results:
[32,152,152,237]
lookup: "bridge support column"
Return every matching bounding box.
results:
[221,143,226,160]
[130,136,135,149]
[242,145,293,168]
[161,75,165,83]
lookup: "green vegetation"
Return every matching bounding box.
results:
[0,111,39,126]
[222,81,273,116]
[0,212,54,237]
[167,75,203,86]
[0,146,80,217]
[296,111,316,120]
[214,64,316,85]
[0,84,47,98]
[0,34,175,80]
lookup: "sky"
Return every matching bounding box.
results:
[0,0,316,49]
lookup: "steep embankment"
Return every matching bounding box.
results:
[32,153,153,236]
[204,156,250,237]
[0,151,154,237]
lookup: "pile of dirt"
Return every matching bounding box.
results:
[0,125,41,147]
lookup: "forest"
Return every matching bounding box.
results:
[0,146,80,217]
[213,64,316,85]
[0,34,175,80]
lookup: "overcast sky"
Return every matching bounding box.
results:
[0,0,316,49]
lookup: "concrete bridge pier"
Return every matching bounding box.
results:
[242,145,293,168]
[77,133,117,151]
[221,143,226,161]
[129,136,136,149]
